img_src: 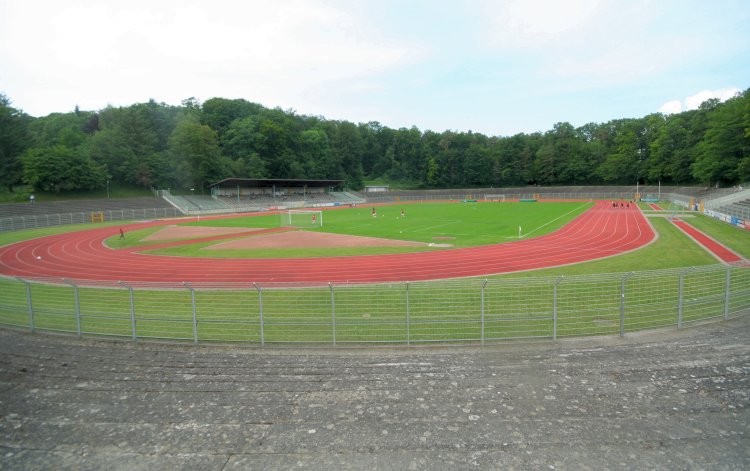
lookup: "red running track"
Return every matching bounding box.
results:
[0,201,654,284]
[671,219,743,263]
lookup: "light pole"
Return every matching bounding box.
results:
[106,180,110,199]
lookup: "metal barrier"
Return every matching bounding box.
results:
[0,208,183,232]
[1,264,748,346]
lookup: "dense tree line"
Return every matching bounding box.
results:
[0,89,748,194]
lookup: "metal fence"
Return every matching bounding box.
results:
[0,208,183,232]
[1,264,748,346]
[366,191,670,203]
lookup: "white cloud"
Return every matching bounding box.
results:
[476,0,710,88]
[479,0,602,47]
[684,88,741,109]
[658,87,741,114]
[0,0,426,116]
[658,100,683,114]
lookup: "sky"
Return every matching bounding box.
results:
[1,0,748,136]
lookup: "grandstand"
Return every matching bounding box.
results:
[703,186,750,220]
[1,183,744,233]
[0,196,180,232]
[0,196,173,219]
[364,185,717,203]
[178,178,353,213]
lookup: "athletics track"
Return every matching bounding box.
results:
[0,201,654,284]
[671,219,743,263]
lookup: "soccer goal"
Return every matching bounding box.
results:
[484,194,506,202]
[283,209,323,227]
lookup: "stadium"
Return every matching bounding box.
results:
[1,181,748,346]
[2,183,750,469]
[3,0,750,466]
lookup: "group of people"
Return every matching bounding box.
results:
[611,201,632,208]
[370,207,406,218]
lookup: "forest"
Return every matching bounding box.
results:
[0,88,748,195]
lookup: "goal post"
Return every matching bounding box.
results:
[283,209,323,227]
[484,194,506,202]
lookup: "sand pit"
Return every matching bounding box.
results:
[205,231,434,250]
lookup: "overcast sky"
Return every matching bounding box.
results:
[1,0,748,136]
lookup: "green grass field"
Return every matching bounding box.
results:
[1,201,749,345]
[185,201,592,244]
[115,201,593,258]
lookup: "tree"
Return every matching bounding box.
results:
[328,121,364,188]
[27,111,93,149]
[22,145,109,192]
[201,97,264,141]
[168,121,229,191]
[596,119,649,184]
[299,129,333,178]
[0,94,31,191]
[692,90,749,185]
[462,143,491,185]
[94,103,177,188]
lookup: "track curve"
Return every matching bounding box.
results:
[0,201,654,284]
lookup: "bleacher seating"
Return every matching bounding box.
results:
[0,196,182,232]
[365,185,713,200]
[0,196,174,219]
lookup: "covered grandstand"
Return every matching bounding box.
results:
[155,178,364,215]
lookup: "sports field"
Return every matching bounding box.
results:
[115,201,593,258]
[0,201,657,282]
[0,200,748,345]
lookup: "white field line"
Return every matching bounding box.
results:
[512,203,592,239]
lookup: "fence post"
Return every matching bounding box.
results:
[481,279,488,345]
[254,283,264,347]
[330,283,336,346]
[64,279,82,337]
[119,282,137,341]
[406,282,410,346]
[17,277,34,333]
[184,282,198,344]
[553,276,564,340]
[724,268,731,320]
[620,272,634,337]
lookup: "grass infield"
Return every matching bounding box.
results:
[113,201,592,258]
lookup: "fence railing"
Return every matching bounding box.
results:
[367,191,653,203]
[1,264,748,346]
[0,208,183,232]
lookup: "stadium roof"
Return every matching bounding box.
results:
[208,178,345,189]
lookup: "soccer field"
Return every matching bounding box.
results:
[176,201,593,253]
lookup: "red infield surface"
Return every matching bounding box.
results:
[0,201,654,284]
[671,219,743,263]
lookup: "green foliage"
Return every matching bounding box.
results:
[0,94,32,191]
[2,87,749,194]
[22,145,110,192]
[168,121,229,191]
[692,90,750,185]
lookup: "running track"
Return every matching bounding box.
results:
[671,219,743,263]
[0,201,654,284]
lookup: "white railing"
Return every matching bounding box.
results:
[2,264,747,346]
